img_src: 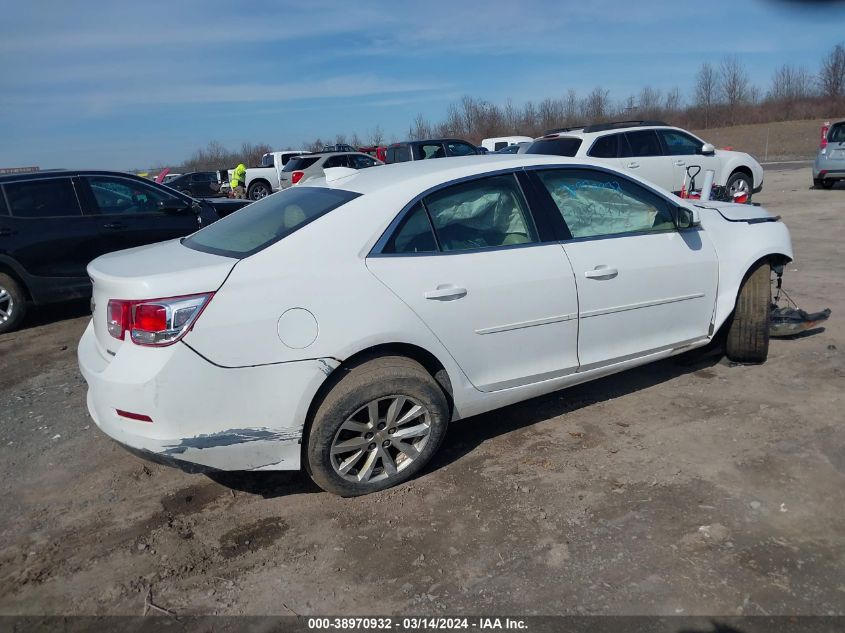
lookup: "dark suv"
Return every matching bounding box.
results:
[0,170,244,334]
[384,139,479,163]
[163,171,221,197]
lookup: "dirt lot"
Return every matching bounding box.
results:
[0,167,843,617]
[691,118,841,162]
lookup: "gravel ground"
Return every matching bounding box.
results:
[0,167,842,617]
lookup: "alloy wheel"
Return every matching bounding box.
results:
[329,395,432,484]
[729,177,750,197]
[0,285,14,326]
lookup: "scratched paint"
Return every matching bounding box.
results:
[162,428,301,455]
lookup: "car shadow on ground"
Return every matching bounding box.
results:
[208,348,724,499]
[17,298,91,331]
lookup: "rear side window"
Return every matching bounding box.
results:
[829,123,845,143]
[525,137,582,157]
[387,146,411,163]
[423,175,537,252]
[283,157,320,172]
[5,179,82,218]
[624,130,663,157]
[588,134,619,158]
[383,203,438,254]
[261,154,274,167]
[323,155,349,168]
[414,143,446,160]
[184,186,360,258]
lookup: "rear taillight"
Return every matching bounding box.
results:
[106,293,214,346]
[821,121,830,150]
[291,170,305,185]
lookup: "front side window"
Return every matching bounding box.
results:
[184,186,359,258]
[5,179,82,218]
[624,130,663,157]
[86,176,181,215]
[422,174,537,252]
[535,169,675,239]
[525,137,583,157]
[446,142,477,156]
[659,130,702,156]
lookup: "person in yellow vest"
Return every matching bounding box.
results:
[230,163,247,199]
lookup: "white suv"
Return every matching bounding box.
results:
[524,121,763,200]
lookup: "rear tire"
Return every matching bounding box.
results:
[248,181,271,200]
[726,171,753,202]
[725,262,771,363]
[0,273,27,335]
[305,356,450,496]
[820,179,835,190]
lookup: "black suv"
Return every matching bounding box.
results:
[163,171,221,197]
[384,139,479,163]
[0,170,246,334]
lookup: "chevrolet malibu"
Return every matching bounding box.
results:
[78,156,793,496]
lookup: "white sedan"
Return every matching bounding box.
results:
[78,155,793,496]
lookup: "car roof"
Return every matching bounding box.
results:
[310,154,612,196]
[389,138,473,146]
[0,169,157,184]
[298,151,376,159]
[537,121,682,142]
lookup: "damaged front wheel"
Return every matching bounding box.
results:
[725,262,771,363]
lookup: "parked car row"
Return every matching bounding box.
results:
[0,170,251,333]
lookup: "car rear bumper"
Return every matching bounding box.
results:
[78,321,336,471]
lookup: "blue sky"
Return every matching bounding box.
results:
[2,0,844,170]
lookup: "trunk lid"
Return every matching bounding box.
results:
[88,239,236,357]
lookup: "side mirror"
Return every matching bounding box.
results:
[676,206,700,229]
[700,142,715,155]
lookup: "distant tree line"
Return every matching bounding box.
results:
[152,43,845,173]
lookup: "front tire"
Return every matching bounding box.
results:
[725,262,771,363]
[820,179,836,190]
[247,181,271,200]
[726,171,753,202]
[305,356,450,496]
[0,273,27,335]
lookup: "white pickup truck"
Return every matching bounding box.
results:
[241,150,306,200]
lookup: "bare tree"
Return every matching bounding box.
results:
[769,64,815,119]
[580,87,610,121]
[350,132,362,148]
[637,85,662,118]
[564,89,578,124]
[719,56,751,124]
[694,62,718,127]
[368,125,384,146]
[409,113,432,140]
[240,142,272,167]
[664,86,682,115]
[819,43,845,98]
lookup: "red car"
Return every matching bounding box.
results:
[359,145,387,162]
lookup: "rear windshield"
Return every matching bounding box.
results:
[184,186,360,258]
[524,137,582,157]
[283,156,320,172]
[829,123,845,143]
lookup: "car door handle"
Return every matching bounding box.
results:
[102,222,128,230]
[425,285,467,301]
[584,266,618,280]
[674,160,686,166]
[626,162,640,169]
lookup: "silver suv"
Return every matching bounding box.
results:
[814,120,845,190]
[279,152,382,189]
[523,120,764,199]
